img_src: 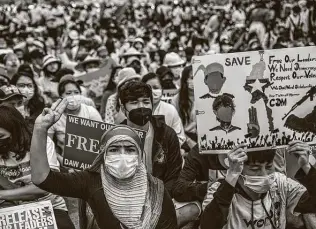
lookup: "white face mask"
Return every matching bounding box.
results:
[66,95,81,111]
[18,87,34,102]
[105,154,139,179]
[152,89,162,104]
[242,173,276,194]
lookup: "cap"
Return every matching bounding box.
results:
[42,55,61,70]
[163,52,185,68]
[0,85,25,101]
[116,67,141,88]
[208,62,224,75]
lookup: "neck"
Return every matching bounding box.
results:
[220,121,231,130]
[153,101,160,112]
[127,120,149,131]
[65,107,81,115]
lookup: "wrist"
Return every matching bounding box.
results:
[33,124,49,132]
[302,164,311,175]
[225,171,241,187]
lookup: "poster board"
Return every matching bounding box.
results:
[161,89,178,104]
[0,201,57,229]
[192,47,316,154]
[63,115,146,170]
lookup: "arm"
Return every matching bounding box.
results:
[170,105,186,146]
[0,184,47,201]
[173,146,208,202]
[201,181,235,229]
[164,127,182,197]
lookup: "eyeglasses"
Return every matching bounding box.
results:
[17,83,34,89]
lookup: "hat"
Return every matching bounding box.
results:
[133,37,145,46]
[194,62,224,78]
[163,52,185,68]
[59,74,77,83]
[69,30,79,40]
[75,56,101,72]
[42,55,61,70]
[97,46,107,54]
[120,47,146,58]
[0,85,25,101]
[13,42,26,52]
[116,67,141,88]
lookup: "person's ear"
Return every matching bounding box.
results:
[222,76,226,83]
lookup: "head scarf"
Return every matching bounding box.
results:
[88,125,163,229]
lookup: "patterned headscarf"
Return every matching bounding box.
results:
[88,125,163,229]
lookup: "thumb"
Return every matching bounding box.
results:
[42,108,50,115]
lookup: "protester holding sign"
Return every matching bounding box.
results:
[201,144,316,229]
[0,105,75,229]
[48,75,102,164]
[142,72,186,147]
[30,98,178,229]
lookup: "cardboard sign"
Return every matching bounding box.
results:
[75,65,112,97]
[161,89,178,104]
[63,115,146,170]
[193,47,316,154]
[0,201,58,229]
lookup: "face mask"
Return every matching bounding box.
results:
[105,154,139,179]
[66,95,81,111]
[127,107,152,126]
[242,173,276,194]
[19,87,34,101]
[152,89,162,103]
[0,137,11,155]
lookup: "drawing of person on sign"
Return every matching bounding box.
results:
[209,94,241,134]
[195,62,231,100]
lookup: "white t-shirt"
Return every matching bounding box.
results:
[0,138,67,211]
[48,103,102,149]
[203,172,306,229]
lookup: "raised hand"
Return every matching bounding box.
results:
[287,141,312,174]
[34,98,68,131]
[226,144,248,186]
[247,106,260,138]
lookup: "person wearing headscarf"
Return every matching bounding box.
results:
[29,98,178,229]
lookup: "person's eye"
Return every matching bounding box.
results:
[108,148,118,153]
[127,148,136,153]
[74,91,80,95]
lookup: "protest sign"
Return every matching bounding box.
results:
[0,201,57,229]
[75,65,112,97]
[63,115,146,170]
[193,47,316,154]
[161,89,178,104]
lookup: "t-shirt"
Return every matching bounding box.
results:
[143,123,154,174]
[0,138,67,211]
[48,103,102,150]
[203,172,306,229]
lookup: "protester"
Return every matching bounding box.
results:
[0,85,25,115]
[0,104,75,229]
[30,99,178,229]
[3,52,20,79]
[201,144,316,229]
[11,64,45,130]
[163,52,186,89]
[48,75,102,163]
[172,65,197,150]
[142,72,186,147]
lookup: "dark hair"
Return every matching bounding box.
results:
[0,105,31,160]
[11,65,45,116]
[118,81,153,105]
[58,80,82,96]
[246,149,276,165]
[293,5,301,14]
[178,65,193,125]
[141,72,161,85]
[55,68,75,83]
[213,94,235,112]
[105,66,121,91]
[105,38,115,54]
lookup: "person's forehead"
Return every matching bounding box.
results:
[109,141,136,147]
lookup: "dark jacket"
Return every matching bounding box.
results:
[173,145,226,202]
[38,170,178,229]
[122,116,182,197]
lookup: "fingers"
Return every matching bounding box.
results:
[54,98,68,115]
[51,98,63,111]
[253,107,258,125]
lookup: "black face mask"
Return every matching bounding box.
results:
[161,79,177,90]
[128,108,152,126]
[0,137,11,155]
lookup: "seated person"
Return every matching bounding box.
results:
[201,143,316,229]
[30,98,178,229]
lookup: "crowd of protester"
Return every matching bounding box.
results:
[0,0,316,229]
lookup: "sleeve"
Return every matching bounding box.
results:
[47,124,56,136]
[104,95,116,124]
[46,137,60,171]
[37,170,90,200]
[173,147,208,202]
[291,166,316,214]
[201,180,235,229]
[88,106,102,122]
[164,127,182,197]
